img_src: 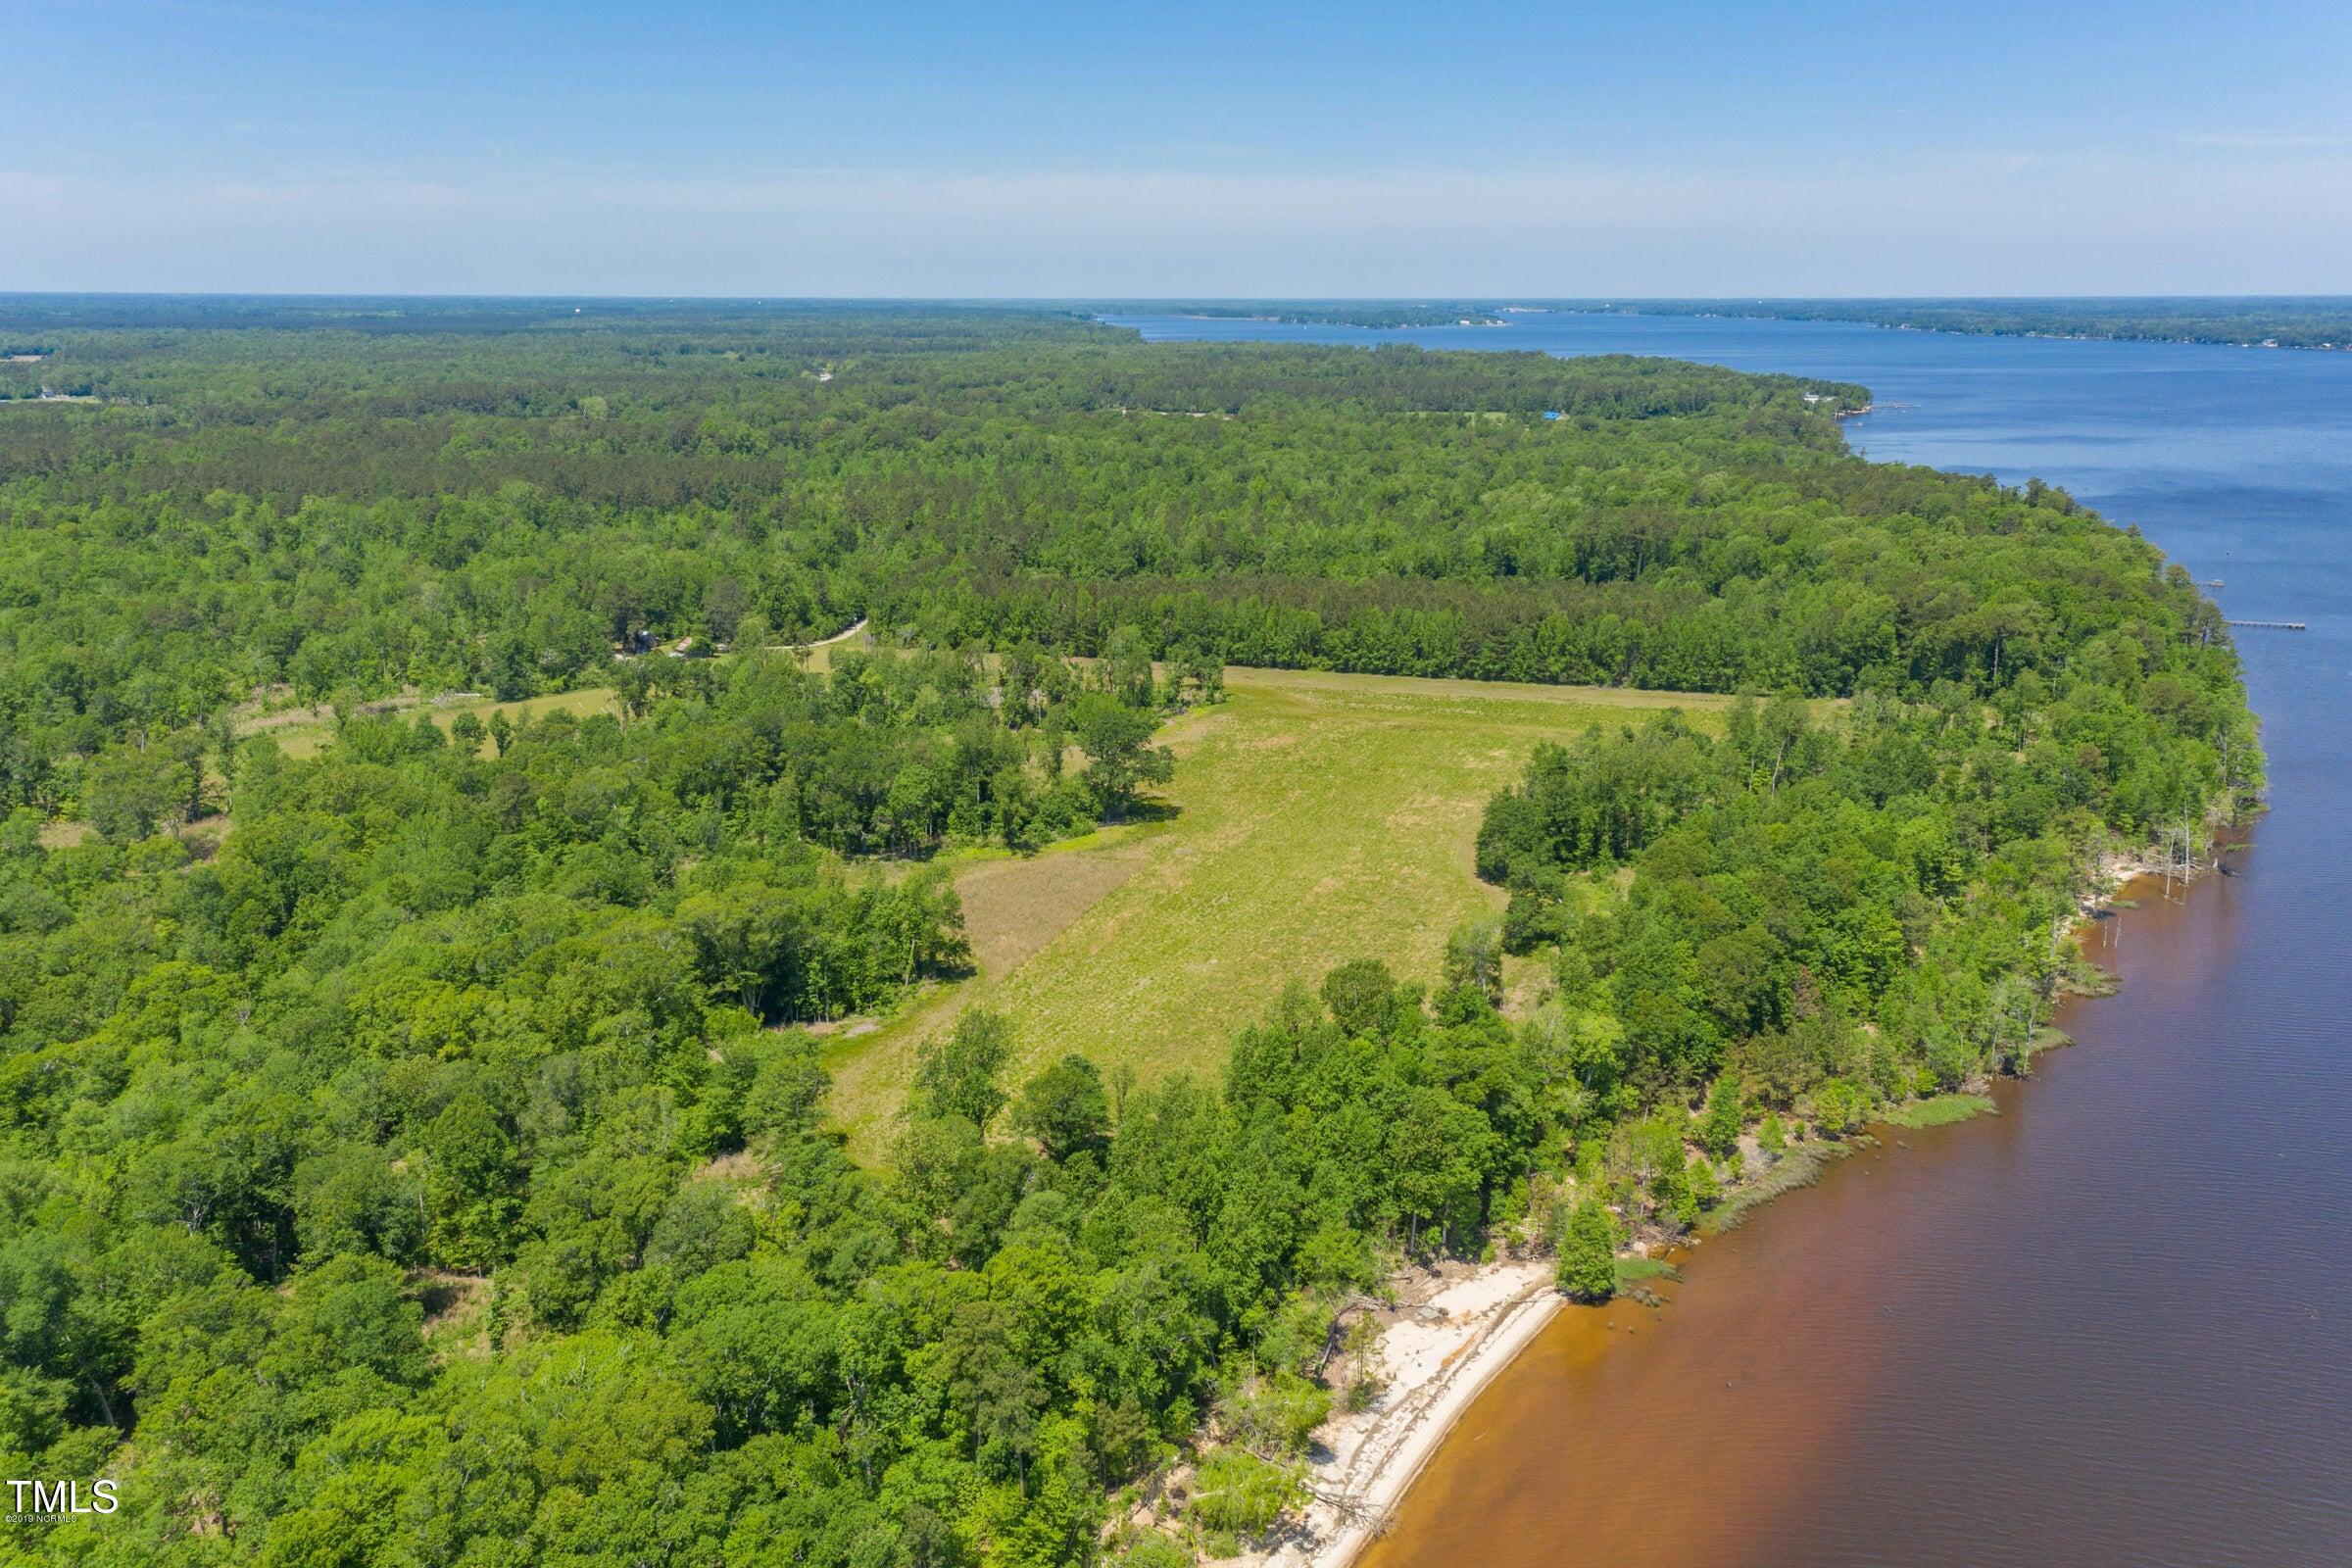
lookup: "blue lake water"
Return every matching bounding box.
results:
[1112,312,2352,1565]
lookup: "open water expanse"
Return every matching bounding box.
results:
[1111,312,2352,1565]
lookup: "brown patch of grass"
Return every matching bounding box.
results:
[255,687,623,760]
[415,1269,492,1361]
[951,839,1161,978]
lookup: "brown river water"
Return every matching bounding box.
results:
[1118,311,2352,1566]
[1364,842,2349,1567]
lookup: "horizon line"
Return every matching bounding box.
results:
[5,291,2351,305]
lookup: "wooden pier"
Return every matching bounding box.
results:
[2227,619,2308,630]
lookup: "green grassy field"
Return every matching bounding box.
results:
[822,666,1740,1159]
[244,625,869,760]
[225,657,1745,1162]
[244,686,625,760]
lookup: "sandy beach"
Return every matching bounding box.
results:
[1230,832,2222,1568]
[1247,1259,1564,1568]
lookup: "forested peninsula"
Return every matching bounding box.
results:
[1572,296,2352,351]
[1073,295,2352,350]
[0,303,2258,1566]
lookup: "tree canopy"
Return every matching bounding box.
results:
[0,302,2258,1566]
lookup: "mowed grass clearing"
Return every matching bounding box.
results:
[244,625,866,760]
[823,666,1737,1159]
[248,687,625,760]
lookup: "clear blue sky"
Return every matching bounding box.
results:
[6,0,2349,296]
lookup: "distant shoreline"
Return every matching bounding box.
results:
[1552,305,2351,354]
[1161,312,1509,330]
[1107,303,2352,355]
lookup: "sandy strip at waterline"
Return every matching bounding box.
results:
[1243,832,2221,1568]
[1255,1260,1563,1568]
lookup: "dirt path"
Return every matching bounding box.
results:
[789,617,869,671]
[797,615,868,650]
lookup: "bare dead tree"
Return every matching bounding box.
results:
[1306,1486,1398,1539]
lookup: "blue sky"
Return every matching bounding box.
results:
[6,0,2350,295]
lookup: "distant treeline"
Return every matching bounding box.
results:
[9,293,2343,348]
[1576,296,2352,350]
[1099,295,2352,349]
[0,316,1865,815]
[0,304,2224,848]
[1086,301,1505,328]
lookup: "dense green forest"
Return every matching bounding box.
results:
[0,301,2257,1565]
